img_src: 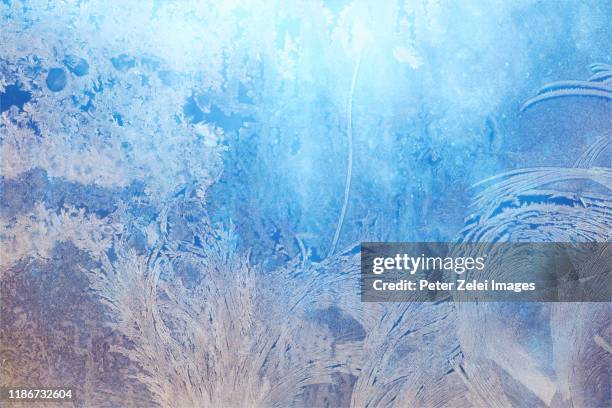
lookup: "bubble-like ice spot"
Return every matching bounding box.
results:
[111,54,136,72]
[64,55,89,76]
[46,68,67,92]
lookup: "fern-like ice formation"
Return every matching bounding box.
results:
[83,192,364,406]
[521,63,612,111]
[454,85,611,406]
[2,1,611,406]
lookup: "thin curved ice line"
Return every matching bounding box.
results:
[329,53,362,258]
[521,88,612,111]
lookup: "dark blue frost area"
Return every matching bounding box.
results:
[0,83,31,112]
[46,67,67,92]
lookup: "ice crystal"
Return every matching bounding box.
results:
[1,1,610,407]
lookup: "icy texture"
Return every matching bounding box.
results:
[1,1,611,407]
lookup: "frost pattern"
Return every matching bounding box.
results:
[0,203,119,269]
[454,67,611,407]
[521,64,612,111]
[1,1,611,407]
